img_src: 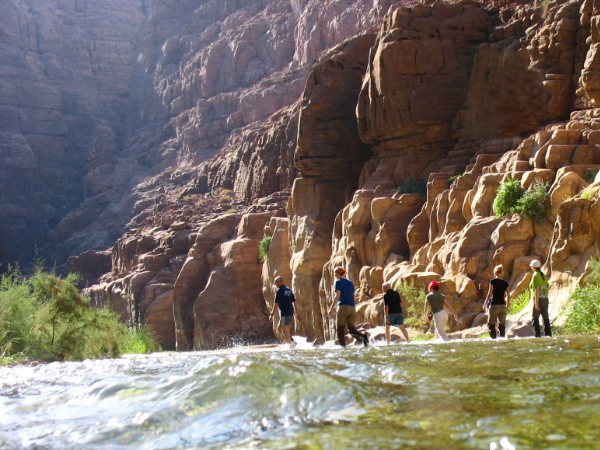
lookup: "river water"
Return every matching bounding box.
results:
[1,336,600,449]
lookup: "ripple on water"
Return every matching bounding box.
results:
[1,337,600,449]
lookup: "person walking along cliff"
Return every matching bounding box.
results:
[530,260,551,338]
[269,276,300,344]
[423,281,458,342]
[328,267,369,347]
[484,264,511,339]
[383,283,410,344]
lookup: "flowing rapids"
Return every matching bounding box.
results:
[1,336,600,449]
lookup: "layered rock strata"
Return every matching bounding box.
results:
[312,0,600,339]
[39,0,600,349]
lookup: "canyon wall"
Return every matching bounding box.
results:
[6,0,600,349]
[312,0,600,340]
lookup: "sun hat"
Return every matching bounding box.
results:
[334,266,346,276]
[530,260,541,268]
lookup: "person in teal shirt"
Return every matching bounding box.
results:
[529,259,551,337]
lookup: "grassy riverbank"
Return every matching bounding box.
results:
[0,269,159,366]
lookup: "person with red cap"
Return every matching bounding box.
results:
[328,266,369,347]
[423,280,458,341]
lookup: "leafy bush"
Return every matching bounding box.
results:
[515,182,550,223]
[258,235,272,263]
[562,255,600,334]
[0,269,159,363]
[398,179,427,196]
[583,169,598,184]
[220,195,232,204]
[494,178,524,218]
[225,208,237,214]
[508,290,530,315]
[118,324,161,354]
[397,281,427,330]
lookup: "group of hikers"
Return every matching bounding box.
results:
[268,259,551,346]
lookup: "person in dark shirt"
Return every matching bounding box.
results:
[269,276,300,344]
[328,266,369,347]
[484,264,511,339]
[382,283,410,344]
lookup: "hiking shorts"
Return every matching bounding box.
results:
[279,315,292,327]
[387,313,404,326]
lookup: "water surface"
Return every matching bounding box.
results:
[1,336,600,449]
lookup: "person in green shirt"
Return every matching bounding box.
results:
[529,259,551,338]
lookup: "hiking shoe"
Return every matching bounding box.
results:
[362,333,369,347]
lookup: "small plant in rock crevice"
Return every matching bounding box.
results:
[516,182,550,223]
[448,173,463,185]
[583,169,598,184]
[398,179,427,196]
[494,179,550,223]
[580,186,599,201]
[258,235,272,263]
[494,178,524,218]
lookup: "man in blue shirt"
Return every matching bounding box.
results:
[328,266,369,347]
[269,276,300,344]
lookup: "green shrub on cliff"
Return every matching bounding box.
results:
[494,178,524,217]
[398,179,427,197]
[516,182,550,223]
[258,235,272,263]
[562,255,600,334]
[0,269,158,364]
[397,281,427,330]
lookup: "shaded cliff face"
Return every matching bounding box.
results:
[55,0,399,349]
[0,0,395,271]
[0,0,144,267]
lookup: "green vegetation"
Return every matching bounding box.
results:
[225,208,238,214]
[580,186,599,201]
[410,333,435,341]
[220,195,232,204]
[397,281,427,330]
[118,324,161,354]
[448,173,463,185]
[0,269,159,365]
[258,235,273,263]
[583,169,598,184]
[516,182,550,223]
[561,256,600,334]
[508,290,530,315]
[398,179,427,197]
[494,179,550,223]
[493,178,524,217]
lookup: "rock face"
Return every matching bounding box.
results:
[11,0,600,348]
[309,0,600,339]
[0,0,143,268]
[286,34,376,341]
[1,0,394,271]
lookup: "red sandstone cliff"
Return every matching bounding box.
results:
[5,0,600,349]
